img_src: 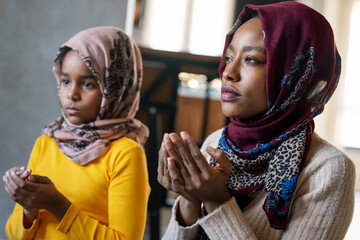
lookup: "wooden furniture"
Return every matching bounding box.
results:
[137,46,224,240]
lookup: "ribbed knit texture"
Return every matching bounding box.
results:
[162,130,356,240]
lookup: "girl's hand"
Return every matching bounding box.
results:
[3,167,38,227]
[166,131,233,213]
[3,171,70,222]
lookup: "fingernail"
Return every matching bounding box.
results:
[20,167,25,170]
[169,133,176,142]
[11,172,15,177]
[180,131,186,138]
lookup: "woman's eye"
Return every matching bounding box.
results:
[244,56,257,63]
[225,56,232,64]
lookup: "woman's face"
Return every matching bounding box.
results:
[221,17,267,120]
[59,50,103,125]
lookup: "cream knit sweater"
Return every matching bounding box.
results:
[162,129,356,240]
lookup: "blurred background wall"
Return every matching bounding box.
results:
[0,0,128,238]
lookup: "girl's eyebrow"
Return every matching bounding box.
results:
[60,72,95,79]
[243,45,267,55]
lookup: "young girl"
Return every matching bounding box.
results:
[4,26,150,240]
[158,2,355,239]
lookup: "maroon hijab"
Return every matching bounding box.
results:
[219,2,340,154]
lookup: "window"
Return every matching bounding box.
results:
[138,0,235,56]
[339,1,360,148]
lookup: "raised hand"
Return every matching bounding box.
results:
[3,169,71,225]
[3,167,38,227]
[165,131,233,213]
[158,133,199,202]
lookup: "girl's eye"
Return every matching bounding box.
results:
[62,79,70,85]
[83,81,94,88]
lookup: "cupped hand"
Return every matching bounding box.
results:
[157,133,199,203]
[3,166,38,226]
[165,131,233,212]
[3,171,70,222]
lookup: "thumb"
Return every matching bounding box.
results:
[28,175,51,184]
[206,146,232,175]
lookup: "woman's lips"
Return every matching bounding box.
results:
[66,108,80,114]
[221,86,240,101]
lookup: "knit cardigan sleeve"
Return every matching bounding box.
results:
[161,131,356,240]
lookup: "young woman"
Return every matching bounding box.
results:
[158,2,355,239]
[4,26,150,240]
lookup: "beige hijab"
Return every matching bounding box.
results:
[43,26,149,165]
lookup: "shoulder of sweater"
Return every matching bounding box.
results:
[200,128,223,160]
[201,128,223,149]
[303,132,355,176]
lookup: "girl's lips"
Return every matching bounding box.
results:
[66,108,80,114]
[221,86,240,101]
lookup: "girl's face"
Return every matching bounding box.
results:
[221,17,267,120]
[59,50,102,125]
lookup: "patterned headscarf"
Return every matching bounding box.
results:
[207,2,340,233]
[43,26,149,165]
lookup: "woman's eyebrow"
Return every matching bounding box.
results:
[243,45,266,55]
[227,44,234,51]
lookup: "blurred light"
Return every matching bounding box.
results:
[188,79,200,88]
[141,0,234,56]
[340,2,360,148]
[145,0,187,51]
[188,0,235,56]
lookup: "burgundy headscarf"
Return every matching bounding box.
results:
[206,1,340,232]
[42,27,149,165]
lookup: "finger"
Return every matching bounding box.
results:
[27,175,51,184]
[164,134,183,164]
[4,172,22,191]
[7,172,35,192]
[4,173,35,199]
[157,147,170,185]
[206,147,232,175]
[167,157,185,185]
[157,135,167,177]
[159,164,172,191]
[165,134,189,178]
[4,184,16,201]
[19,169,32,179]
[165,133,193,181]
[6,166,26,176]
[169,133,193,165]
[181,131,212,172]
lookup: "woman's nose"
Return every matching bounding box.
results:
[223,62,240,82]
[67,85,80,101]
